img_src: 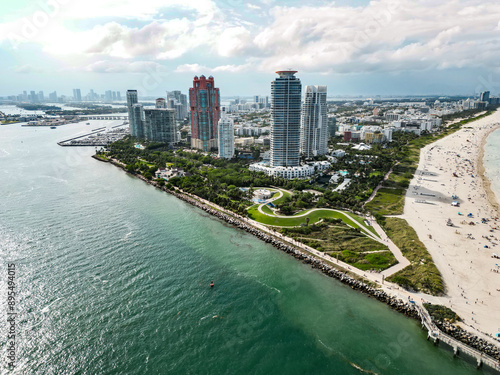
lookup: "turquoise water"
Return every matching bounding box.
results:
[0,121,480,374]
[484,128,500,204]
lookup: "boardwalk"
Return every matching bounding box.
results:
[416,305,500,372]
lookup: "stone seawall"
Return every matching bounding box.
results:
[101,158,500,364]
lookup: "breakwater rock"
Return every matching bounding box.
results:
[107,163,500,364]
[152,184,420,321]
[435,320,500,361]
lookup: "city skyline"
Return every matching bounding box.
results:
[1,0,499,97]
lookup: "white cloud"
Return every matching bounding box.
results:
[13,64,42,74]
[175,63,250,73]
[1,0,500,78]
[175,63,209,73]
[251,0,500,74]
[85,60,168,73]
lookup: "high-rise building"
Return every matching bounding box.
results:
[144,108,177,144]
[300,85,328,157]
[270,70,301,167]
[480,91,490,103]
[38,91,44,102]
[189,75,220,151]
[30,91,37,102]
[218,109,234,159]
[49,91,58,102]
[126,90,140,137]
[132,104,145,138]
[167,90,188,120]
[116,91,122,101]
[105,90,113,102]
[73,89,82,102]
[328,116,337,138]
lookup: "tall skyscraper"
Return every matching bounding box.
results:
[49,91,58,102]
[144,108,177,144]
[126,90,140,137]
[218,109,234,159]
[132,104,145,138]
[73,89,82,102]
[189,75,220,151]
[328,116,337,138]
[38,91,44,102]
[480,91,490,102]
[300,85,328,158]
[270,70,301,167]
[167,90,188,120]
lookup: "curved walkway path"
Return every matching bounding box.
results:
[251,189,410,274]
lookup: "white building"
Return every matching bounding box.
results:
[300,85,328,157]
[249,161,330,179]
[218,110,234,159]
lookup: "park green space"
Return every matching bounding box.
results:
[365,188,405,215]
[248,202,371,237]
[281,223,395,271]
[383,217,444,295]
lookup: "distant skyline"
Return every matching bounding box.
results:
[1,0,500,97]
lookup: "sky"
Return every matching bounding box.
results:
[1,0,500,97]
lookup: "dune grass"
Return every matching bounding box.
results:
[382,217,444,295]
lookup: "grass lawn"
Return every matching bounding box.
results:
[365,188,405,215]
[383,217,444,295]
[248,207,356,228]
[271,189,291,205]
[347,214,380,238]
[261,204,274,215]
[247,204,376,241]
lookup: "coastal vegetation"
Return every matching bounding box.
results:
[368,110,495,216]
[366,110,495,294]
[381,217,444,295]
[424,303,461,323]
[16,104,61,111]
[279,221,396,271]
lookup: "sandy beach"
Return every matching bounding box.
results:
[403,109,500,339]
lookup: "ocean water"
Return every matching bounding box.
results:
[0,121,481,374]
[484,128,500,205]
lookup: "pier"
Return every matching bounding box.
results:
[416,305,500,372]
[58,126,129,146]
[80,115,127,120]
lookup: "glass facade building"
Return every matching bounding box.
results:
[300,85,328,158]
[144,108,177,145]
[127,90,140,137]
[270,71,302,167]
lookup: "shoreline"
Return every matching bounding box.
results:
[93,154,500,368]
[403,109,500,346]
[479,126,500,214]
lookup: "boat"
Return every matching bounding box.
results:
[210,280,214,288]
[50,126,57,129]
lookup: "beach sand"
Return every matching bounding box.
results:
[403,109,500,339]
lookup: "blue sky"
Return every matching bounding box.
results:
[1,0,499,97]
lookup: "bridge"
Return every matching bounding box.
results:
[79,115,128,120]
[415,305,500,372]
